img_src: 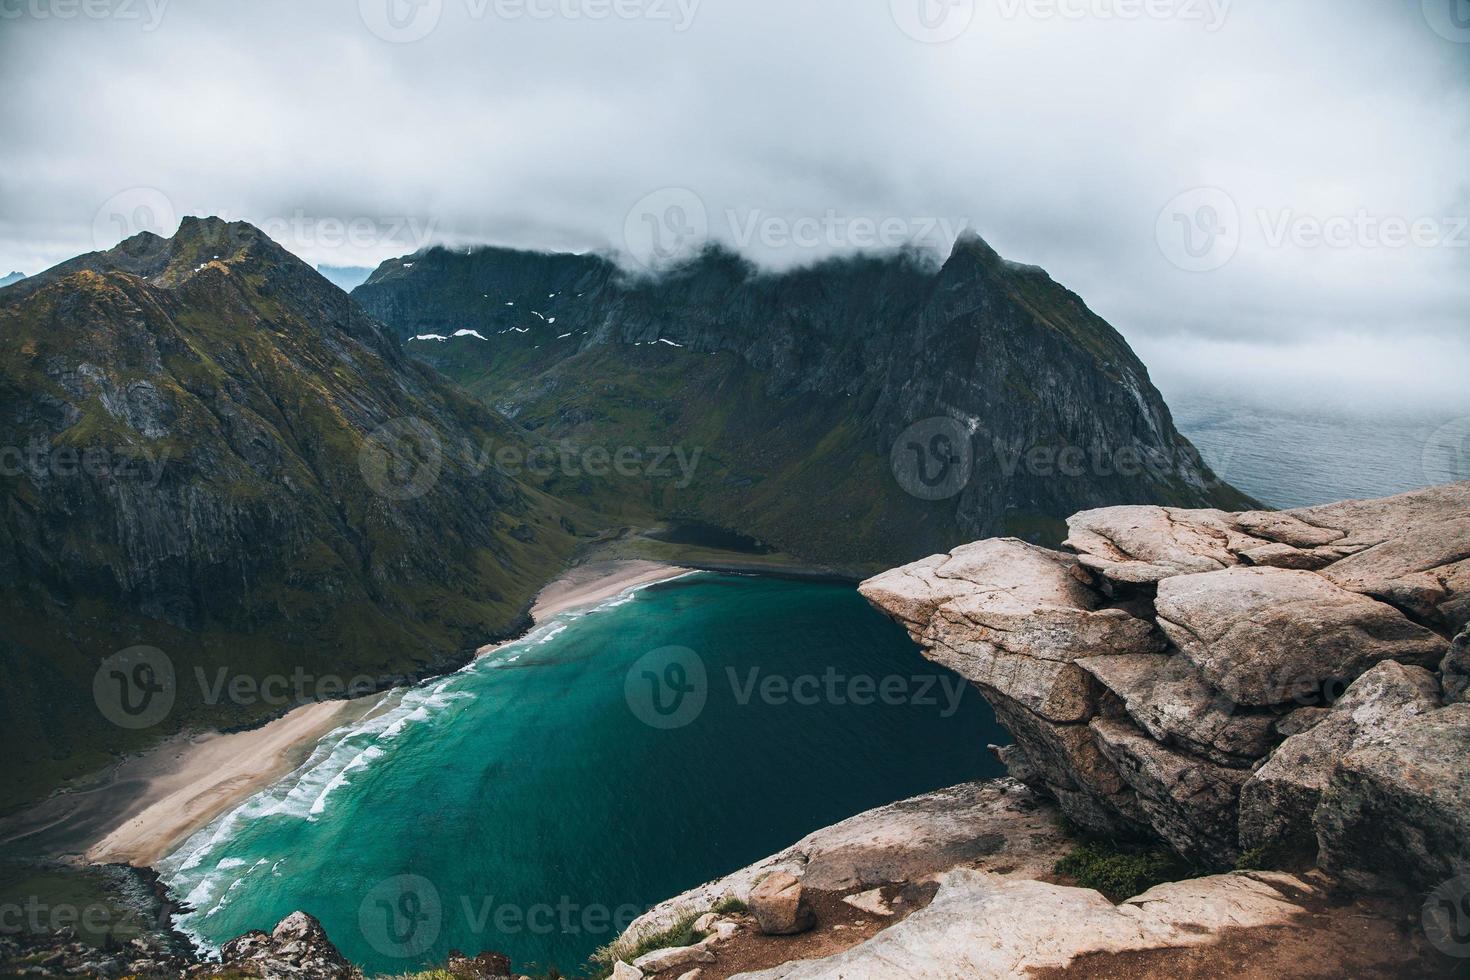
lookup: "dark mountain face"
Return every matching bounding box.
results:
[0,218,586,806]
[354,235,1253,567]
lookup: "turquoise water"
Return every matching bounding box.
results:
[160,574,1003,976]
[1171,393,1470,510]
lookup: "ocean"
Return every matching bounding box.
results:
[157,395,1470,975]
[1169,393,1469,509]
[159,574,1005,975]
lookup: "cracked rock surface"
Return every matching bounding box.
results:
[861,484,1470,890]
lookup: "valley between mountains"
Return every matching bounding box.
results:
[3,218,1464,980]
[0,217,1243,811]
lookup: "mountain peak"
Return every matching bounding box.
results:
[945,228,1005,271]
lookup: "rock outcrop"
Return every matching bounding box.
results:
[604,777,1449,979]
[1154,567,1445,706]
[1238,661,1442,855]
[0,909,364,980]
[1315,702,1470,894]
[727,869,1322,979]
[614,778,1070,948]
[216,911,361,979]
[861,484,1470,891]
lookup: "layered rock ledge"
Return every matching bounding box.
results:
[860,483,1470,892]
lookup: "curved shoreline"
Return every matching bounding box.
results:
[3,560,693,869]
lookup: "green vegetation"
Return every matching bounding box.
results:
[0,220,597,815]
[589,911,705,979]
[711,895,748,915]
[1054,840,1195,902]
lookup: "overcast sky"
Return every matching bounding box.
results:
[1,0,1467,411]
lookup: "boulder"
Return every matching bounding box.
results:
[1154,566,1447,706]
[1090,718,1248,867]
[633,940,716,973]
[1238,661,1441,854]
[611,963,645,980]
[1315,703,1470,894]
[1077,653,1278,766]
[749,872,816,935]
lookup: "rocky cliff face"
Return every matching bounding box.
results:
[0,218,588,806]
[353,235,1253,568]
[860,483,1470,892]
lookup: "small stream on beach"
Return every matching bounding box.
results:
[158,573,1005,975]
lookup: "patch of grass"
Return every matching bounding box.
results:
[1234,845,1274,871]
[1054,840,1194,902]
[588,911,704,978]
[711,896,748,916]
[1234,837,1312,873]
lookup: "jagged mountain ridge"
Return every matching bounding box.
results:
[0,218,588,806]
[354,235,1253,566]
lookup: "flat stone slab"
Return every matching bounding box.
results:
[613,779,1069,949]
[1154,566,1447,706]
[1064,506,1256,584]
[728,869,1318,979]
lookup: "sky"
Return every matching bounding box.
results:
[1,0,1467,413]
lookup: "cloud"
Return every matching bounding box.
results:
[0,0,1466,407]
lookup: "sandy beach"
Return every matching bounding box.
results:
[7,559,690,870]
[531,559,691,622]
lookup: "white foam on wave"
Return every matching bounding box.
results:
[161,569,710,951]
